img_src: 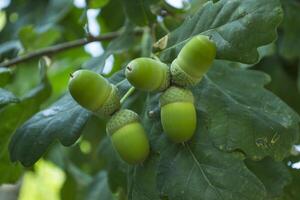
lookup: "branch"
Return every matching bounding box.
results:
[0,30,141,68]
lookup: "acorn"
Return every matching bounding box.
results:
[160,86,197,143]
[106,109,150,164]
[171,35,216,86]
[125,57,170,92]
[68,69,120,116]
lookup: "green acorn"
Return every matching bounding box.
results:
[160,86,197,143]
[68,69,120,116]
[106,109,150,164]
[171,35,216,86]
[125,57,170,92]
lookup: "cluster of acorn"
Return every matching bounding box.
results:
[68,35,216,165]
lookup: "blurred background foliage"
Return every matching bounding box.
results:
[0,0,300,199]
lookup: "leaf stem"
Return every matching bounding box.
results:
[151,53,161,61]
[115,79,127,87]
[120,87,135,104]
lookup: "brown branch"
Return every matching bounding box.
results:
[0,30,141,68]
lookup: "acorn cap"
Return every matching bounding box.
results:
[170,60,202,87]
[95,85,121,117]
[106,109,140,135]
[158,66,170,91]
[160,86,194,107]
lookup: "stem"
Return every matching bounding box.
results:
[115,79,127,87]
[151,53,161,61]
[120,87,135,104]
[0,30,143,68]
[158,21,170,34]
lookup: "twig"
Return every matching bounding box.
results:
[0,30,142,68]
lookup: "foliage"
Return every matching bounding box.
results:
[1,0,300,199]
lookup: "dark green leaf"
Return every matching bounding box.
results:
[200,61,299,160]
[121,0,155,26]
[98,137,128,193]
[255,57,300,115]
[0,67,13,87]
[0,41,21,61]
[245,158,291,198]
[279,0,300,60]
[85,171,115,200]
[128,155,160,200]
[18,25,61,51]
[9,93,91,167]
[98,0,125,33]
[157,133,267,200]
[0,60,51,183]
[0,0,73,42]
[89,0,110,8]
[158,0,283,64]
[0,88,19,108]
[280,168,300,200]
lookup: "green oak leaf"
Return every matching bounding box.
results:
[157,131,267,200]
[0,67,13,86]
[18,25,61,51]
[121,0,156,26]
[279,167,300,200]
[98,137,128,194]
[0,59,51,183]
[199,61,299,160]
[245,157,292,198]
[279,0,300,60]
[89,0,110,8]
[157,0,283,64]
[127,154,160,200]
[8,93,91,167]
[85,171,116,200]
[0,88,19,108]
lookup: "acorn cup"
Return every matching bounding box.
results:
[160,86,197,143]
[68,69,120,117]
[106,109,150,164]
[125,57,170,92]
[171,35,216,87]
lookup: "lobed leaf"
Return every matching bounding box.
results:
[0,67,13,86]
[279,0,300,59]
[199,61,300,160]
[0,88,19,108]
[158,0,283,64]
[9,94,91,167]
[121,0,156,26]
[245,157,292,198]
[0,60,51,183]
[85,171,115,200]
